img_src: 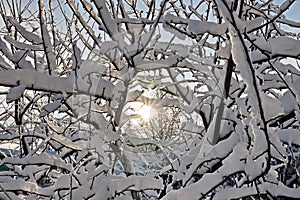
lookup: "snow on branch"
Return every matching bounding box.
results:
[0,69,114,100]
[5,16,42,44]
[0,0,299,199]
[1,153,72,171]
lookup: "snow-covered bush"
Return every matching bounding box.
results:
[0,0,299,199]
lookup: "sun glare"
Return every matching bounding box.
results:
[138,105,157,121]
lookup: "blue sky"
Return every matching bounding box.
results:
[276,0,300,21]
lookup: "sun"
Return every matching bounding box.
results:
[138,105,157,121]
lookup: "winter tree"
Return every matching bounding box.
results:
[0,0,299,199]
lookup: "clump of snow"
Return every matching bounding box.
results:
[6,83,26,102]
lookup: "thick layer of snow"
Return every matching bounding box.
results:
[0,0,299,199]
[0,69,114,99]
[163,143,248,200]
[6,16,42,44]
[6,83,26,102]
[277,129,300,146]
[1,153,72,171]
